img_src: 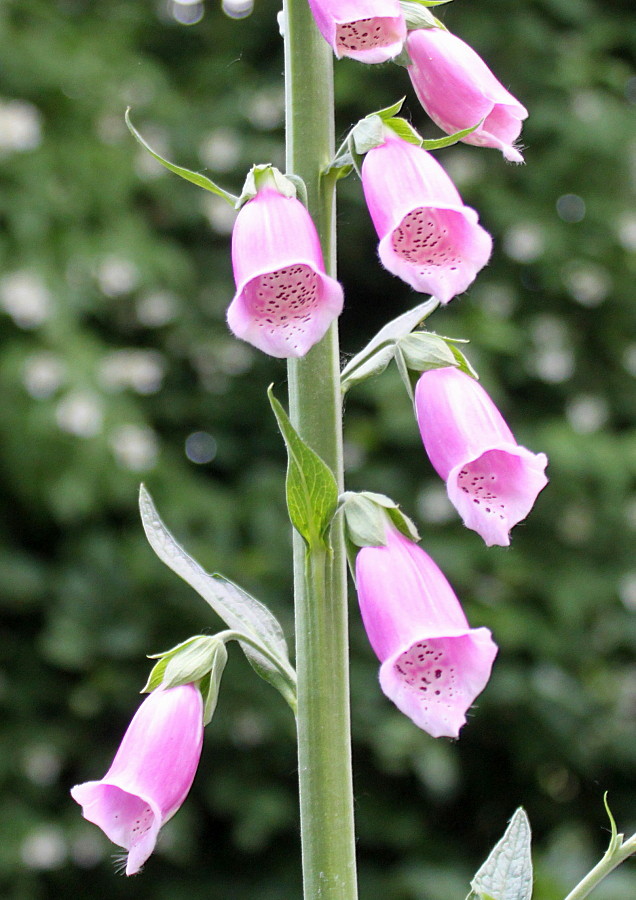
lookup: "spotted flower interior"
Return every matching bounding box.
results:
[243,264,320,354]
[336,18,401,54]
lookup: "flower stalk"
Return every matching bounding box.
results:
[283,0,358,898]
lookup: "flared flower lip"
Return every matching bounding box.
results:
[227,257,344,358]
[376,202,490,303]
[378,625,498,738]
[446,441,549,547]
[71,779,163,875]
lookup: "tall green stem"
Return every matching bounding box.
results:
[282,2,358,899]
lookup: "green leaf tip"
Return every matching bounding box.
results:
[267,386,338,548]
[125,108,238,206]
[470,808,533,900]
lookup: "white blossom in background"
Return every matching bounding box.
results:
[22,744,63,787]
[202,194,237,234]
[417,483,455,525]
[562,261,611,307]
[55,392,103,438]
[528,314,575,384]
[617,212,636,251]
[98,349,165,394]
[619,573,636,611]
[0,99,42,152]
[565,394,609,434]
[135,290,179,327]
[199,127,242,172]
[222,0,254,19]
[110,424,159,471]
[22,353,67,399]
[169,0,204,25]
[96,256,139,296]
[246,87,285,130]
[503,222,545,263]
[0,271,52,329]
[21,825,67,871]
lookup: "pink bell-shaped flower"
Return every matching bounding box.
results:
[307,0,406,64]
[361,132,492,303]
[228,187,344,358]
[356,524,498,738]
[407,28,528,164]
[415,367,548,546]
[71,684,204,875]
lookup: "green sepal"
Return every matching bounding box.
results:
[199,641,228,725]
[351,114,386,156]
[236,164,301,209]
[142,635,226,693]
[400,0,446,30]
[340,491,420,579]
[399,331,478,379]
[421,119,484,151]
[268,386,338,548]
[340,298,439,392]
[468,808,533,900]
[139,486,297,712]
[125,108,238,206]
[385,117,425,147]
[394,343,416,401]
[374,98,406,120]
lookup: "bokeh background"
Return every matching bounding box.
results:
[1,0,635,897]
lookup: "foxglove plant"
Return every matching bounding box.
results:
[71,685,204,875]
[361,130,492,302]
[355,522,498,738]
[306,0,406,63]
[79,0,636,896]
[406,27,529,163]
[415,366,549,546]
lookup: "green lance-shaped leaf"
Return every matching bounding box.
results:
[469,808,533,900]
[139,485,296,712]
[268,386,339,548]
[340,298,439,392]
[125,109,238,206]
[421,119,485,151]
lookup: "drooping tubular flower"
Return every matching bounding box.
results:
[406,28,528,164]
[71,684,204,875]
[361,131,492,303]
[415,366,548,547]
[227,186,344,358]
[307,0,406,64]
[355,524,498,738]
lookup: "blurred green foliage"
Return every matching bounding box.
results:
[0,0,635,897]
